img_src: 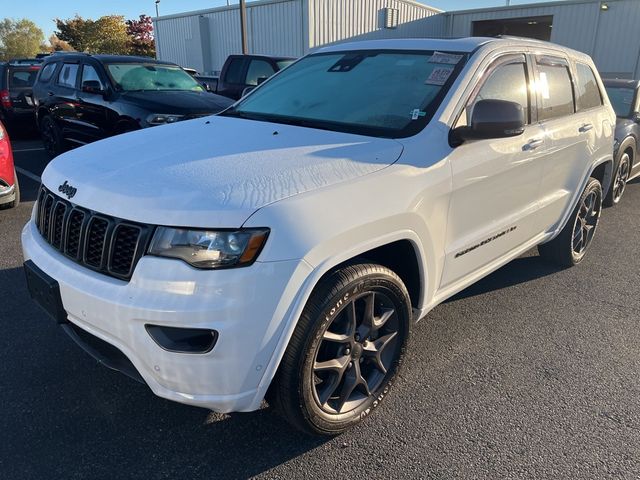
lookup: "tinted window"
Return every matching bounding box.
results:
[9,69,39,88]
[536,60,574,120]
[81,64,104,89]
[605,86,635,117]
[468,60,530,124]
[57,63,79,88]
[575,63,602,110]
[39,63,57,83]
[276,59,295,70]
[106,63,203,92]
[246,60,275,86]
[228,50,466,138]
[224,59,245,84]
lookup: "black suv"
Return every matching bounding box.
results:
[0,60,41,132]
[33,54,234,156]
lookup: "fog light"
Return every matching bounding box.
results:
[145,325,218,354]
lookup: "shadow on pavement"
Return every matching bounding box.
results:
[446,254,563,303]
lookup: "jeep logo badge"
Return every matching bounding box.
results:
[58,180,77,199]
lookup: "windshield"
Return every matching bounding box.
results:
[605,86,636,117]
[224,50,467,138]
[106,63,204,92]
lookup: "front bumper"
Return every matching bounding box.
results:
[0,183,15,205]
[22,220,312,412]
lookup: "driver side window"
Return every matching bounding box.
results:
[458,58,530,127]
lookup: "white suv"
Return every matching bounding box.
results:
[22,37,614,435]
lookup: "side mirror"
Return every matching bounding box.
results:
[82,80,105,96]
[241,86,256,97]
[452,99,525,144]
[201,82,211,92]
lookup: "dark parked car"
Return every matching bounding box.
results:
[0,120,19,209]
[32,54,234,157]
[603,79,640,206]
[0,60,41,132]
[195,54,295,100]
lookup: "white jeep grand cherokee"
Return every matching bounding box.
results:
[23,37,614,435]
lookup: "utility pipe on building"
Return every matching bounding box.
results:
[239,0,248,54]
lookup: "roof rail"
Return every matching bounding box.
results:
[8,58,43,66]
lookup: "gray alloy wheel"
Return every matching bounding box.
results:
[268,263,411,435]
[571,187,601,260]
[611,152,631,205]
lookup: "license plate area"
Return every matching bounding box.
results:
[24,260,68,324]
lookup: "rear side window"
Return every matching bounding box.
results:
[38,63,57,83]
[224,59,245,84]
[246,59,275,86]
[536,58,575,121]
[575,62,602,111]
[57,63,79,88]
[9,69,39,88]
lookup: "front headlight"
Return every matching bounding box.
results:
[148,227,269,269]
[146,113,185,125]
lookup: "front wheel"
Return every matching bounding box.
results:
[538,177,602,267]
[269,263,412,435]
[40,115,65,158]
[604,151,631,207]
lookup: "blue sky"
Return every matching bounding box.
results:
[2,0,566,39]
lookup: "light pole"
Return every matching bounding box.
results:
[155,0,161,59]
[155,0,160,17]
[239,0,248,54]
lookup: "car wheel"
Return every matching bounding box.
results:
[40,116,65,158]
[604,151,631,207]
[538,177,602,267]
[269,263,411,435]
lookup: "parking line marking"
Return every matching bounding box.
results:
[15,167,41,184]
[13,147,45,153]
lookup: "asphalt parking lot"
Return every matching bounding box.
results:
[1,134,640,480]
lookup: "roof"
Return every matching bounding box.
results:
[315,36,584,55]
[603,78,640,88]
[446,0,606,16]
[43,53,176,65]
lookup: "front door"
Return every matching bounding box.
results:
[441,53,546,288]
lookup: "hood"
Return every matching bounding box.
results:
[120,90,233,114]
[42,116,404,228]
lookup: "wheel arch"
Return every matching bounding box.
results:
[617,135,636,169]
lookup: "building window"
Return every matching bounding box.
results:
[384,8,399,29]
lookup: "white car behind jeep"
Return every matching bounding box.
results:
[23,37,614,435]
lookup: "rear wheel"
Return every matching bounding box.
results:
[40,116,65,158]
[269,263,411,435]
[538,177,602,267]
[604,151,631,207]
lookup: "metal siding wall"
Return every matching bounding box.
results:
[306,0,441,50]
[444,0,640,78]
[155,0,303,74]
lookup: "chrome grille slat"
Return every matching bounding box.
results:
[34,186,150,281]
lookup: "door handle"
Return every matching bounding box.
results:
[579,123,594,133]
[523,138,544,151]
[47,91,54,96]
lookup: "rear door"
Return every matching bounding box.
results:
[441,53,546,287]
[244,58,277,88]
[533,55,596,227]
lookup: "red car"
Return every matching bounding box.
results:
[0,120,19,209]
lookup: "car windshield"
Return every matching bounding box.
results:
[605,86,636,117]
[224,50,467,138]
[106,63,204,92]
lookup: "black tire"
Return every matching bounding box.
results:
[538,177,602,267]
[40,115,65,158]
[604,150,631,207]
[0,169,19,210]
[269,263,412,435]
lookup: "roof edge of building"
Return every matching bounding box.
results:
[444,0,607,16]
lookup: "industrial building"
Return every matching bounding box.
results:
[154,0,640,79]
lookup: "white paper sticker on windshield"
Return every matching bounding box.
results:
[410,109,426,120]
[429,51,463,65]
[425,66,453,86]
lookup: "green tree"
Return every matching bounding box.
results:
[45,34,74,52]
[55,15,130,54]
[0,18,44,60]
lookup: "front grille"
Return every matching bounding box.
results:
[35,186,153,280]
